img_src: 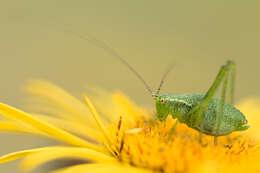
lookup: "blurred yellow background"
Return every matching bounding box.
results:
[0,1,259,172]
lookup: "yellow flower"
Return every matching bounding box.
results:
[0,80,259,173]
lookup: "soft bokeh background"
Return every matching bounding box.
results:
[0,1,259,172]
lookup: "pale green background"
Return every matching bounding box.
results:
[0,1,259,172]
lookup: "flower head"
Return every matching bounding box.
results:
[0,80,259,173]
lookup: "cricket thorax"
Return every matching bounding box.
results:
[155,94,201,122]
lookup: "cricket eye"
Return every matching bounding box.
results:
[160,98,166,104]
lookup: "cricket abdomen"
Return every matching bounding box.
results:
[156,93,248,136]
[194,96,247,136]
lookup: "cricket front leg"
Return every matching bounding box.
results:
[166,120,179,143]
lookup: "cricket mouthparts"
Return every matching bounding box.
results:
[237,119,250,131]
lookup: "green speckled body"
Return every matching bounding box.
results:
[155,93,248,136]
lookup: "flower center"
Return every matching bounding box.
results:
[112,117,256,173]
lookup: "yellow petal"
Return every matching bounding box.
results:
[0,121,43,135]
[112,92,149,126]
[0,147,52,164]
[84,87,123,123]
[0,103,103,152]
[33,113,104,142]
[25,80,97,128]
[83,94,112,146]
[20,147,116,172]
[52,163,152,173]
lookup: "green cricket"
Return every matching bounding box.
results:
[68,31,249,144]
[152,60,249,144]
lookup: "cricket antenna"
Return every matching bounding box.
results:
[64,29,153,94]
[156,64,175,95]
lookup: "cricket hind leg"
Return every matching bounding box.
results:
[186,60,235,145]
[226,60,236,143]
[214,66,228,145]
[208,60,236,145]
[228,60,236,105]
[215,60,236,145]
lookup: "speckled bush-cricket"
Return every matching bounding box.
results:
[68,31,249,144]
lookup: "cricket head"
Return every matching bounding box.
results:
[153,94,170,121]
